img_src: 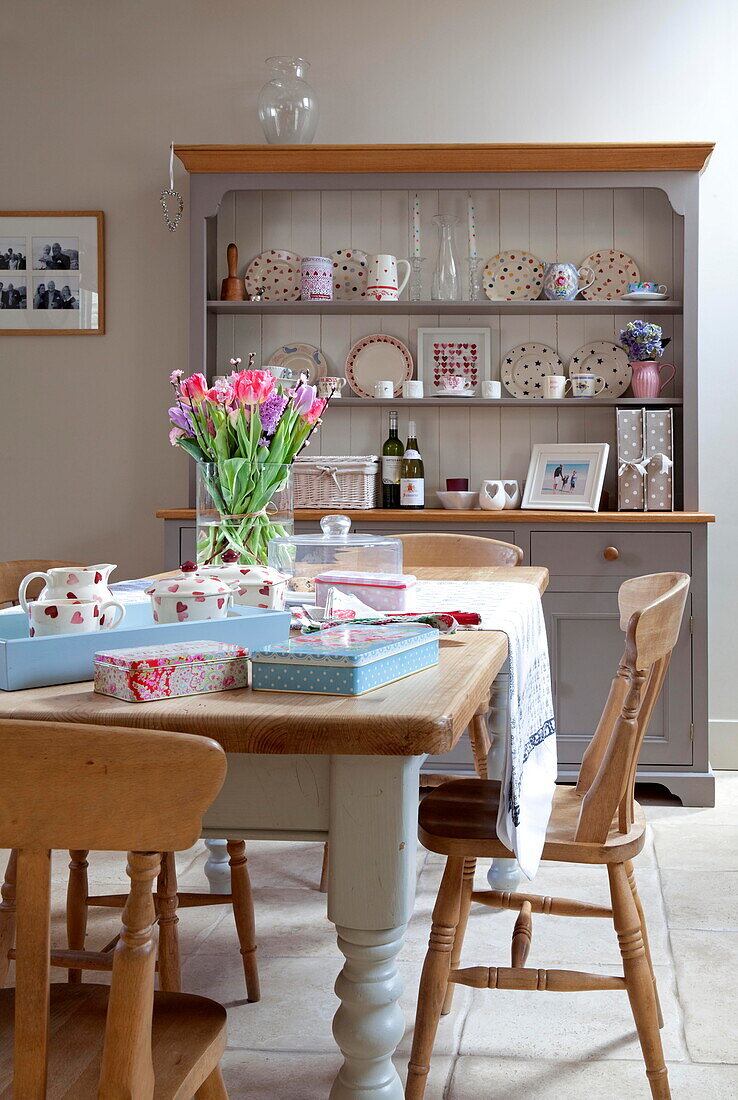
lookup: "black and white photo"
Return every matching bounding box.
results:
[32,275,79,310]
[0,277,27,309]
[33,237,79,270]
[0,238,27,270]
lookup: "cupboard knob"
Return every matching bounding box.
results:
[603,546,619,562]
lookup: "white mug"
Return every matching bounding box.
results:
[482,380,502,398]
[570,372,606,397]
[317,376,347,399]
[402,380,423,398]
[27,597,125,637]
[365,254,411,301]
[374,380,395,398]
[544,375,571,399]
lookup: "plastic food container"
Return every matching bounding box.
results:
[314,570,416,612]
[250,623,439,696]
[94,640,249,702]
[268,514,402,595]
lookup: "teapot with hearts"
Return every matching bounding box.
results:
[19,563,118,611]
[479,479,521,511]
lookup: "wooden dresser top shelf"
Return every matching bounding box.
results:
[206,299,684,317]
[175,142,714,175]
[156,508,715,524]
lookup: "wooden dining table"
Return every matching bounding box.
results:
[0,565,547,1099]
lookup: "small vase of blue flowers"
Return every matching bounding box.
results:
[619,321,675,398]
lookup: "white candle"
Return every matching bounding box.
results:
[467,193,477,259]
[412,193,421,258]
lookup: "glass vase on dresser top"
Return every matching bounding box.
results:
[257,56,318,144]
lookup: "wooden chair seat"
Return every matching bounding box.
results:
[419,780,647,864]
[0,984,226,1098]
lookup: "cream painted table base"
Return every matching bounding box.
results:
[202,751,422,1099]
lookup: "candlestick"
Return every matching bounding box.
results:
[411,192,421,258]
[409,256,426,302]
[467,193,477,260]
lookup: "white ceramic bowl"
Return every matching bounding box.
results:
[437,490,479,510]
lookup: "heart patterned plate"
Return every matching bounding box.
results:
[501,342,563,399]
[483,250,544,300]
[330,249,368,299]
[244,249,301,301]
[579,249,640,300]
[567,341,632,397]
[345,334,414,398]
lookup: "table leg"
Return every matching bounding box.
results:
[327,755,422,1100]
[203,839,231,893]
[486,667,521,895]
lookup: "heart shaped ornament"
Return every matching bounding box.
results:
[160,188,184,232]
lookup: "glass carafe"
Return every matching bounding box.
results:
[431,214,461,300]
[257,57,319,145]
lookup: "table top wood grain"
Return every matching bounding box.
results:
[0,567,547,758]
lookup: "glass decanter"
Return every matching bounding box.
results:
[257,57,319,145]
[431,214,461,300]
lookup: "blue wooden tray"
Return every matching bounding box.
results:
[0,603,291,691]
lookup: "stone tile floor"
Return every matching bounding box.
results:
[6,772,736,1097]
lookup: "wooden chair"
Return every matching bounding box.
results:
[405,572,689,1100]
[395,532,523,568]
[0,559,83,607]
[0,718,230,1098]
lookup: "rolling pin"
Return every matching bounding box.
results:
[220,242,245,301]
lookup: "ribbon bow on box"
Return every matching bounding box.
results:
[647,452,673,476]
[315,464,342,492]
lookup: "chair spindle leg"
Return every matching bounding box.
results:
[442,857,476,1016]
[511,900,533,967]
[625,859,663,1028]
[156,851,182,992]
[0,850,18,987]
[227,839,260,1002]
[67,849,89,984]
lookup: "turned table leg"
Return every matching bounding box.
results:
[203,839,231,893]
[486,665,521,895]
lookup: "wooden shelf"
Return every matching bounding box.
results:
[176,143,715,175]
[325,397,682,408]
[156,507,715,524]
[207,299,683,316]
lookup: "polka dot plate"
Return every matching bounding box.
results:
[579,249,640,300]
[483,250,544,301]
[244,249,301,301]
[501,343,563,399]
[567,341,632,397]
[330,249,368,299]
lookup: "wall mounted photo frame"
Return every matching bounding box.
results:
[0,211,104,335]
[522,443,609,512]
[417,327,491,395]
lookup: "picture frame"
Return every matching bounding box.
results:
[0,211,104,335]
[522,443,609,512]
[417,327,491,395]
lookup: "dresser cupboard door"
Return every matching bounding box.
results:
[543,591,693,766]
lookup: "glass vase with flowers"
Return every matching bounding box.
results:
[168,356,328,565]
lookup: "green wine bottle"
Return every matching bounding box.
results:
[381,410,404,509]
[400,420,425,509]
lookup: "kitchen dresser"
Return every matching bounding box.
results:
[162,142,715,804]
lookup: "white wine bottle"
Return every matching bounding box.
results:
[381,410,404,509]
[400,420,425,509]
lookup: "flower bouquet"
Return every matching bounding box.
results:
[618,320,671,361]
[169,357,327,565]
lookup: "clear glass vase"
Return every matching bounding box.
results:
[257,57,319,145]
[431,214,461,300]
[196,461,294,567]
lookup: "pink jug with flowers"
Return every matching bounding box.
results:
[630,361,676,398]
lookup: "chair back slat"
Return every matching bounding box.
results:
[575,573,689,844]
[13,849,52,1099]
[395,532,523,567]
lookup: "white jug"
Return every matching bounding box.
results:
[365,254,411,301]
[19,563,117,611]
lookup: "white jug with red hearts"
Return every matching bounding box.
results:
[365,254,411,301]
[19,563,117,611]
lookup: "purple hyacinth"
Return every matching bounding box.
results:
[258,393,288,439]
[619,320,665,362]
[168,404,194,435]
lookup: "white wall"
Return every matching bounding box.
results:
[2,0,736,760]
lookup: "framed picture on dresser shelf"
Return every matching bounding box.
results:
[417,326,491,396]
[0,211,104,334]
[522,443,609,512]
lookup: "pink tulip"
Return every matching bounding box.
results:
[304,398,327,425]
[230,369,275,405]
[180,372,208,403]
[206,376,235,404]
[169,426,186,446]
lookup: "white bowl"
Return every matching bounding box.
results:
[437,490,479,510]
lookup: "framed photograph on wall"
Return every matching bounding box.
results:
[522,443,609,512]
[417,327,491,395]
[0,211,104,334]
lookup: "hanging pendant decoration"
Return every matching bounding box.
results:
[160,142,183,232]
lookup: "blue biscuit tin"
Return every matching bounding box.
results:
[250,623,439,696]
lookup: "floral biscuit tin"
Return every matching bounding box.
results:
[313,570,416,613]
[250,623,438,696]
[94,640,250,702]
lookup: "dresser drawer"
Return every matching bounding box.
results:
[530,531,691,577]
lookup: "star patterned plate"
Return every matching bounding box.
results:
[244,249,301,301]
[579,249,640,300]
[501,343,563,399]
[483,250,544,301]
[567,341,632,397]
[330,249,368,299]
